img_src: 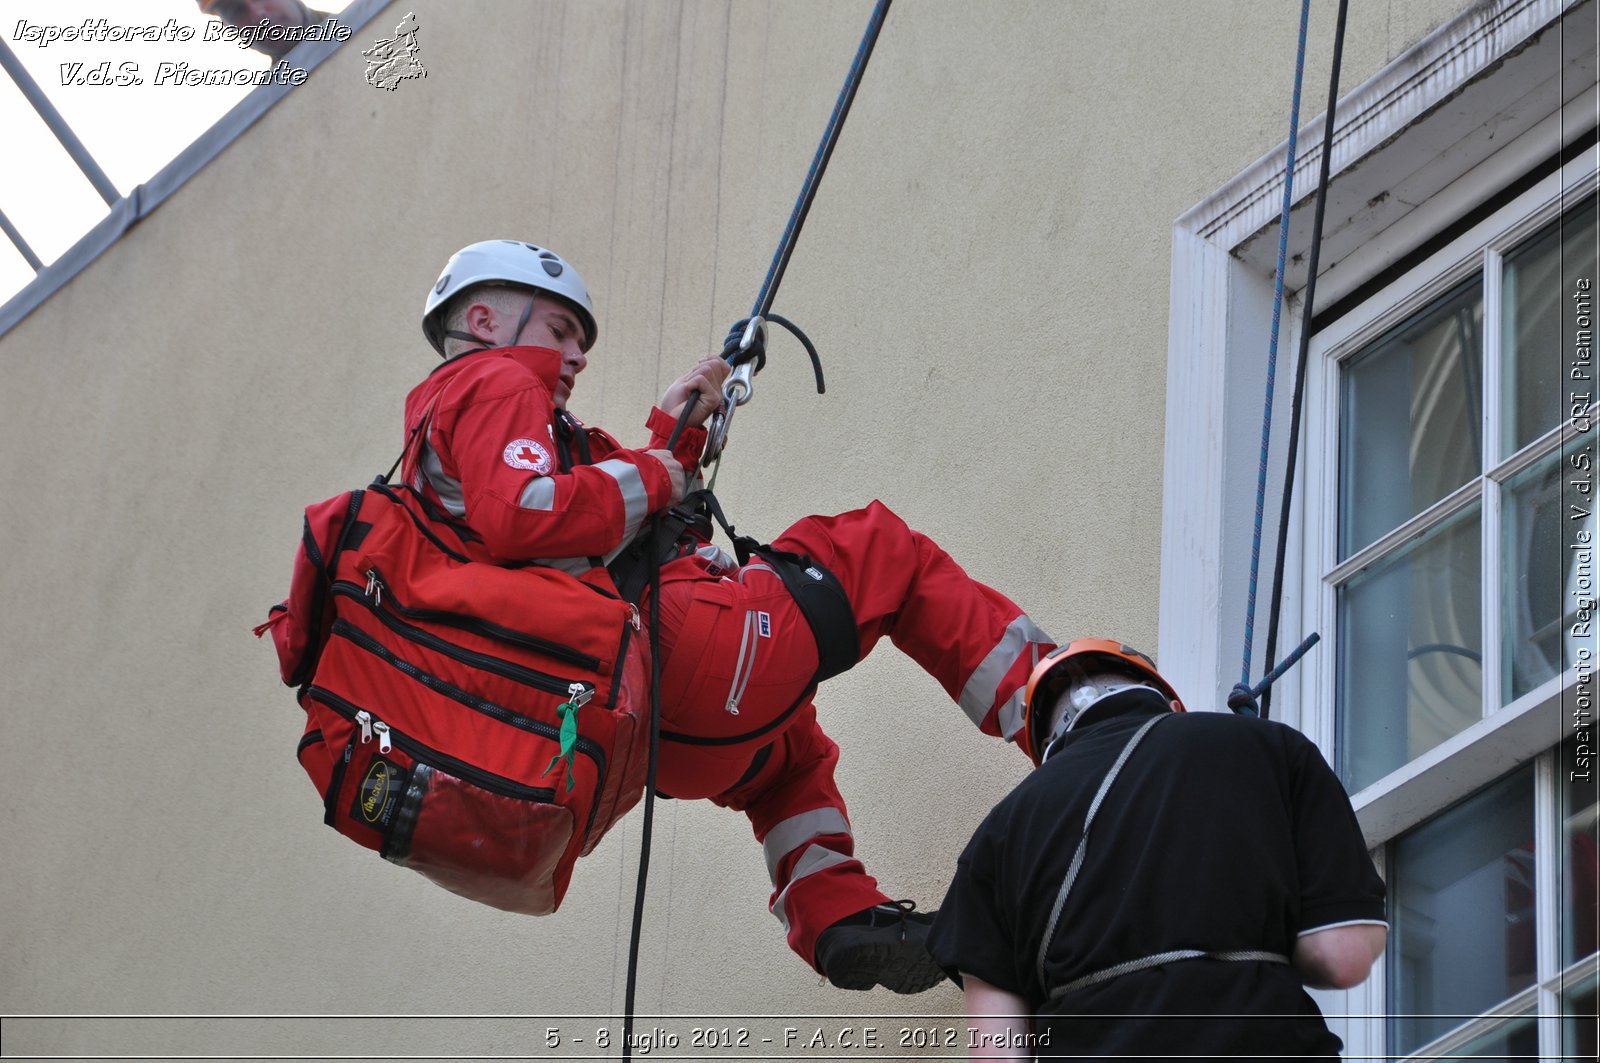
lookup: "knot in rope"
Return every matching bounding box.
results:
[721,317,769,373]
[1227,633,1321,716]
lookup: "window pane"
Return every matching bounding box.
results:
[1341,277,1484,558]
[1562,973,1598,1061]
[1339,505,1482,791]
[1501,452,1580,701]
[1502,194,1600,456]
[1428,1010,1537,1061]
[1563,767,1600,968]
[1388,766,1535,1056]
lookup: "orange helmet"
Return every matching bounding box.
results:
[1020,638,1186,765]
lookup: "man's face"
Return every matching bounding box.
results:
[512,294,590,409]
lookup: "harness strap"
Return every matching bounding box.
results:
[1047,949,1291,1002]
[750,546,860,683]
[1034,713,1171,988]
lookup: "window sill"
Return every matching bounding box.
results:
[1352,669,1581,848]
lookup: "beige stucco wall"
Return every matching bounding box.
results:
[0,0,1472,1053]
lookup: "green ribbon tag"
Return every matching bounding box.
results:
[543,697,580,792]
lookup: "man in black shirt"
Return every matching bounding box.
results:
[927,638,1387,1060]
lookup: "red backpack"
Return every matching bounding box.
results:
[257,482,650,914]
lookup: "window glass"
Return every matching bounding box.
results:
[1501,453,1571,701]
[1388,765,1535,1056]
[1501,194,1600,456]
[1432,1011,1537,1060]
[1562,767,1600,968]
[1561,974,1598,1060]
[1338,505,1482,791]
[1340,278,1483,559]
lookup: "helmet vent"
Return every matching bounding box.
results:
[541,260,564,277]
[434,274,450,294]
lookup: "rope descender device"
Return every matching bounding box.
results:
[703,317,766,464]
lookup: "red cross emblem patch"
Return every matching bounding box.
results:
[503,438,552,473]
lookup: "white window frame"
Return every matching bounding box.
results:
[1302,150,1596,829]
[1160,0,1596,1056]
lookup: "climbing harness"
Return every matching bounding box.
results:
[1232,0,1351,719]
[620,2,893,1056]
[1034,712,1170,988]
[1034,710,1290,1002]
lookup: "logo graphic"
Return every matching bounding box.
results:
[354,758,402,826]
[363,11,426,91]
[757,611,771,638]
[805,566,824,581]
[504,438,552,473]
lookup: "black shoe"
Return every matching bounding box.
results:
[814,900,947,994]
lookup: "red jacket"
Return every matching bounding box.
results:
[399,345,706,570]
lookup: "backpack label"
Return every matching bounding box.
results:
[353,756,407,828]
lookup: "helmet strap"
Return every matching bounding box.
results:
[508,293,537,346]
[438,290,540,359]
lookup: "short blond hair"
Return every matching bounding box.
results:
[442,284,533,356]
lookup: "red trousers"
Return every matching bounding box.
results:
[652,501,1053,970]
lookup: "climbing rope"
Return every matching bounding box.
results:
[1239,0,1312,694]
[621,2,892,1056]
[1231,0,1351,719]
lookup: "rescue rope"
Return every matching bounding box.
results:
[1239,0,1312,693]
[620,4,893,1056]
[1231,0,1350,720]
[750,0,892,322]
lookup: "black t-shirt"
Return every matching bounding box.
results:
[927,691,1386,1060]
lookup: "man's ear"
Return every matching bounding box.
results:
[464,301,499,342]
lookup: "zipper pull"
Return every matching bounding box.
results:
[365,568,383,606]
[373,721,392,754]
[627,603,640,631]
[355,710,373,743]
[569,682,595,709]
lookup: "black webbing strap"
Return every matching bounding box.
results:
[747,547,860,684]
[694,491,860,683]
[610,489,860,683]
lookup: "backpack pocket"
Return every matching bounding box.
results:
[306,687,577,915]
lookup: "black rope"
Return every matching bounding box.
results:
[750,0,892,321]
[1252,0,1350,721]
[620,521,667,1062]
[620,3,893,1051]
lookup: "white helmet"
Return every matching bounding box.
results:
[422,240,598,356]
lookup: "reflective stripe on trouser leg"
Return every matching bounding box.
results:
[763,807,852,882]
[706,708,889,967]
[958,614,1053,739]
[771,845,857,932]
[769,502,1055,742]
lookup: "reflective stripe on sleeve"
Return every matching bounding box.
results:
[770,846,855,931]
[420,441,467,517]
[763,808,852,883]
[957,614,1053,731]
[517,475,556,510]
[594,458,649,542]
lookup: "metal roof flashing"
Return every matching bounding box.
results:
[0,0,391,339]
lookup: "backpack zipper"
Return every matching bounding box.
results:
[329,619,605,780]
[334,579,594,699]
[309,686,560,804]
[351,568,603,672]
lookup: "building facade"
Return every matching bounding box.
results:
[1,0,1593,1057]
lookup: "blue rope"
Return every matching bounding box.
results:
[1241,0,1313,688]
[750,0,892,319]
